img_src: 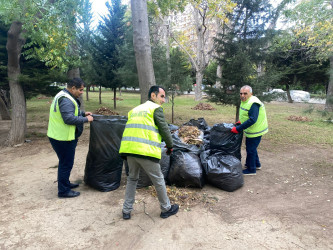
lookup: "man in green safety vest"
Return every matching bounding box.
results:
[231,85,268,175]
[47,78,93,198]
[119,86,179,219]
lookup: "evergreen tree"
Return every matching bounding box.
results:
[206,0,274,120]
[116,19,139,90]
[166,47,193,123]
[93,0,127,109]
[77,0,95,101]
[264,31,329,102]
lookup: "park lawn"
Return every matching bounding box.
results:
[26,90,333,148]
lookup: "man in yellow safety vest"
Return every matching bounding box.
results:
[231,85,268,175]
[48,78,93,198]
[119,86,179,219]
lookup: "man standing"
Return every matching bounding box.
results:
[119,86,179,219]
[47,78,93,198]
[231,85,268,175]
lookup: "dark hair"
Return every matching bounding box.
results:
[148,85,165,99]
[67,78,85,89]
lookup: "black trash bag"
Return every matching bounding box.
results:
[200,151,243,192]
[84,115,127,192]
[183,117,209,131]
[210,123,243,160]
[168,151,204,188]
[168,124,179,132]
[172,130,203,154]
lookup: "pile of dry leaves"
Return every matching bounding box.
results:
[178,126,203,145]
[287,115,313,122]
[192,103,215,110]
[94,107,119,115]
[142,186,218,209]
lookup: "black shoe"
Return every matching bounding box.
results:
[160,204,179,219]
[58,190,80,198]
[70,183,79,189]
[123,212,131,220]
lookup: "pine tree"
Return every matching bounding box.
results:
[93,0,127,109]
[206,0,274,120]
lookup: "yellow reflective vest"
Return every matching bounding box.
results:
[239,95,268,138]
[119,101,162,159]
[47,90,78,141]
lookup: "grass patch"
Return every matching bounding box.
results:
[26,90,333,148]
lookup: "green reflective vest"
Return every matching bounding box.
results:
[239,95,268,138]
[119,101,162,159]
[47,90,78,141]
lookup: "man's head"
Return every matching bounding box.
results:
[67,78,85,99]
[148,86,166,105]
[240,85,253,102]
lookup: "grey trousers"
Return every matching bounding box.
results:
[122,156,171,214]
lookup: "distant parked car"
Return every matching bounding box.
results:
[290,90,310,102]
[263,89,310,102]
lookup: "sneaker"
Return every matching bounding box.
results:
[123,212,131,220]
[242,169,256,175]
[160,204,179,219]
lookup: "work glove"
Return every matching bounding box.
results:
[231,127,238,134]
[235,121,241,125]
[166,147,173,155]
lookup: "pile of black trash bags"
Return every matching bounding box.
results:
[84,116,244,192]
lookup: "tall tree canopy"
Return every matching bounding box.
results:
[93,0,127,109]
[206,0,274,120]
[284,0,333,111]
[0,0,83,146]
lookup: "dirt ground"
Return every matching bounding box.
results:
[0,121,332,250]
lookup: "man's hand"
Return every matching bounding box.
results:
[235,121,241,125]
[85,112,93,116]
[87,115,94,122]
[231,127,238,134]
[166,148,173,155]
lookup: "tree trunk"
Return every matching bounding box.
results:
[113,88,117,110]
[195,70,204,101]
[325,55,333,111]
[99,85,102,105]
[286,83,293,103]
[215,64,222,88]
[86,84,89,101]
[164,17,171,84]
[131,0,156,104]
[235,104,240,122]
[6,21,26,146]
[171,92,175,124]
[193,7,205,101]
[0,96,11,120]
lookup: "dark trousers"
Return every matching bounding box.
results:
[49,137,78,195]
[245,136,262,172]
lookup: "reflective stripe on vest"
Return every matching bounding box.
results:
[47,90,78,141]
[119,101,162,159]
[239,95,268,138]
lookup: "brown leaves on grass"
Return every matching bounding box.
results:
[142,186,218,209]
[94,107,119,115]
[287,115,313,122]
[178,126,203,145]
[192,103,215,110]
